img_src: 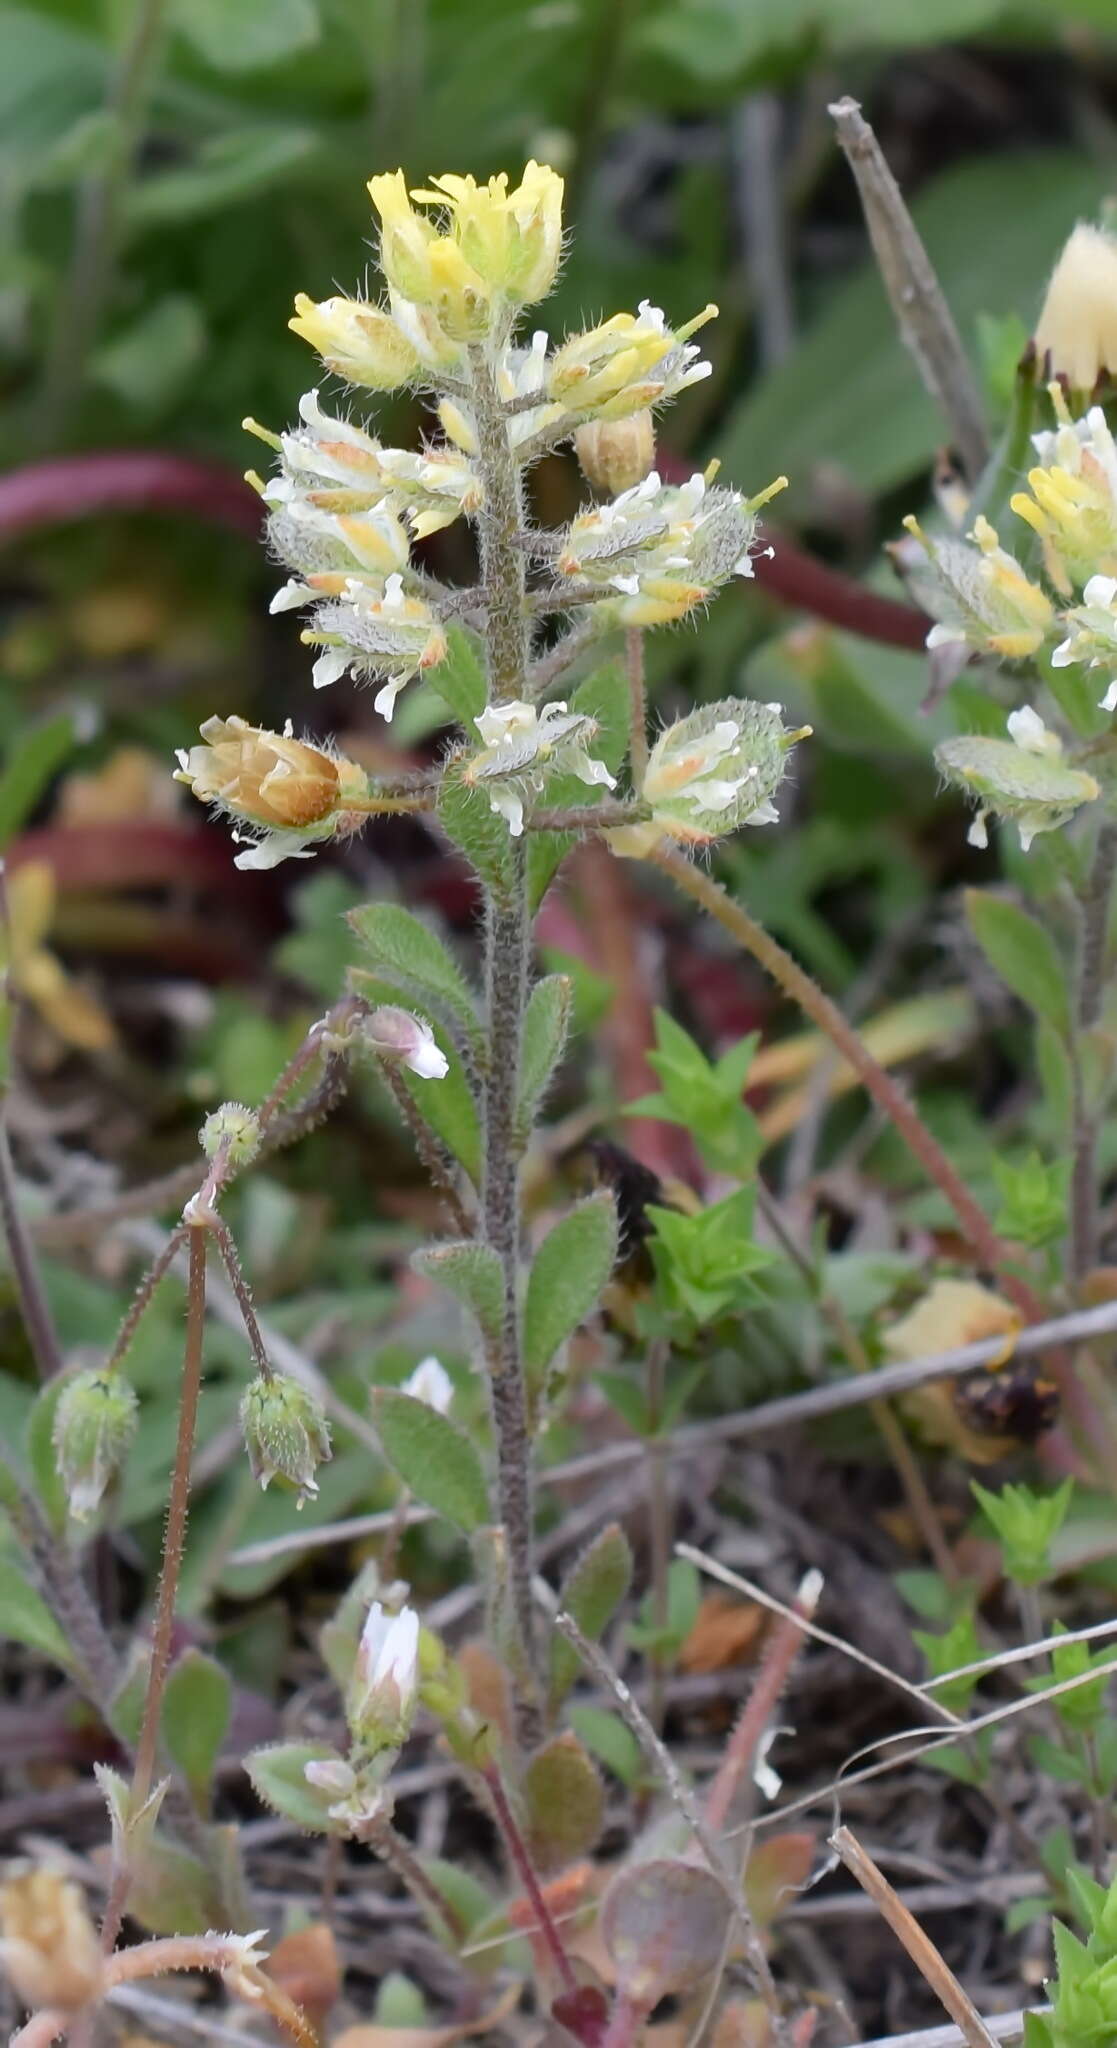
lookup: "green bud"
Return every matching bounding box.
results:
[199,1102,261,1168]
[52,1369,138,1521]
[240,1373,332,1506]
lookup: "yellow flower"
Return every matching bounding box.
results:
[548,301,716,418]
[903,513,1054,660]
[412,161,564,305]
[1034,222,1117,396]
[368,171,491,342]
[2,863,114,1052]
[1010,400,1117,595]
[288,293,419,389]
[0,1870,102,2011]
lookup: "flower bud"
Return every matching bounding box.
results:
[902,514,1054,660]
[52,1369,138,1521]
[241,1373,332,1507]
[400,1355,454,1413]
[548,301,716,419]
[0,1871,102,2011]
[288,294,419,390]
[1034,223,1117,395]
[574,411,656,496]
[362,1006,449,1080]
[935,706,1099,852]
[1010,400,1117,598]
[175,716,361,829]
[346,1601,420,1752]
[199,1102,261,1170]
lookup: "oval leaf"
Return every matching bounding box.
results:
[374,1388,489,1533]
[523,1192,618,1381]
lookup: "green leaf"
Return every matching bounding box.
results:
[373,1388,489,1533]
[126,127,317,227]
[523,1192,618,1381]
[91,295,206,414]
[161,1650,231,1812]
[523,1732,604,1875]
[719,151,1101,509]
[25,1375,69,1534]
[348,902,481,1053]
[426,627,489,727]
[516,974,572,1140]
[437,762,516,909]
[527,661,629,911]
[964,889,1069,1036]
[567,1705,642,1788]
[0,1556,73,1669]
[411,1241,504,1347]
[0,711,80,848]
[549,1521,633,1709]
[172,0,319,71]
[245,1740,348,1832]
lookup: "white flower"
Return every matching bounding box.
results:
[304,1758,357,1799]
[557,470,783,627]
[463,698,615,835]
[1005,705,1061,756]
[363,1006,449,1080]
[1051,573,1117,709]
[400,1356,454,1413]
[347,1601,420,1749]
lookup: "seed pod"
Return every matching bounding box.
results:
[52,1368,139,1521]
[574,411,656,496]
[240,1373,332,1506]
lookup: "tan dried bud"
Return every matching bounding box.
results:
[0,1871,102,2011]
[573,410,656,496]
[1034,222,1117,393]
[175,717,357,831]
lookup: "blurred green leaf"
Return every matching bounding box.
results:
[374,1387,489,1533]
[171,0,320,72]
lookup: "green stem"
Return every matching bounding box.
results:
[37,0,169,442]
[653,847,1039,1319]
[0,1122,64,1381]
[1070,822,1117,1280]
[103,1227,207,1950]
[469,344,540,1714]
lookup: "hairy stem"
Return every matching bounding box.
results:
[0,1453,119,1709]
[625,629,649,790]
[378,1058,474,1237]
[481,1761,577,1996]
[470,342,539,1708]
[0,1123,64,1381]
[103,1228,207,1949]
[653,848,1039,1319]
[644,1338,671,1737]
[1070,822,1117,1280]
[704,1571,817,1839]
[369,1818,468,1947]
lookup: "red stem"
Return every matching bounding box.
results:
[754,530,930,651]
[705,1575,818,1839]
[481,1763,577,1997]
[0,453,261,543]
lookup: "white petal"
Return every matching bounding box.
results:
[967,814,989,849]
[401,1356,454,1413]
[1084,573,1117,607]
[571,751,617,790]
[373,675,410,721]
[404,1030,449,1080]
[1051,638,1077,669]
[312,650,351,691]
[489,786,525,836]
[270,578,314,614]
[1102,678,1117,713]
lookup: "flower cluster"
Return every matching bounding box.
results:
[608,698,807,859]
[558,470,785,628]
[461,699,615,834]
